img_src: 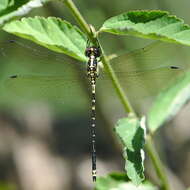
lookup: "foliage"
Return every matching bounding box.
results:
[95,173,158,190]
[3,17,87,61]
[114,116,145,185]
[0,0,50,25]
[100,10,190,46]
[148,71,190,132]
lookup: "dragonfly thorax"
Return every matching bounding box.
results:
[87,57,99,79]
[85,46,101,58]
[85,46,100,80]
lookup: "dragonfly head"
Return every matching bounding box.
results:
[85,46,101,58]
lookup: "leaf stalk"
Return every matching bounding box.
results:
[63,0,135,114]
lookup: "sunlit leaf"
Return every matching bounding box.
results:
[95,173,158,190]
[100,10,190,46]
[148,71,190,132]
[0,0,49,26]
[114,116,146,185]
[0,0,14,12]
[3,17,87,61]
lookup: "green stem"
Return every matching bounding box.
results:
[100,53,135,114]
[63,0,135,114]
[63,0,96,45]
[61,1,169,189]
[145,135,170,190]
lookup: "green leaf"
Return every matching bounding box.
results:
[148,71,190,133]
[95,173,158,190]
[0,0,50,26]
[100,10,190,46]
[114,116,146,185]
[3,17,87,61]
[0,0,14,12]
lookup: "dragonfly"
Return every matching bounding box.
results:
[0,39,187,181]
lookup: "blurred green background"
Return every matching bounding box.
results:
[0,0,189,190]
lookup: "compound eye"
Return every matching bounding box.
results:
[94,47,101,57]
[85,47,101,57]
[85,48,92,57]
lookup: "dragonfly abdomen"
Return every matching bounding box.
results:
[85,46,101,182]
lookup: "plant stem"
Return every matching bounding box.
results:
[100,53,135,114]
[63,0,135,114]
[145,135,170,190]
[62,1,170,189]
[64,0,96,45]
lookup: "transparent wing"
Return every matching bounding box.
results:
[109,41,185,71]
[0,40,89,109]
[1,39,189,113]
[0,39,86,76]
[98,41,188,113]
[5,75,86,99]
